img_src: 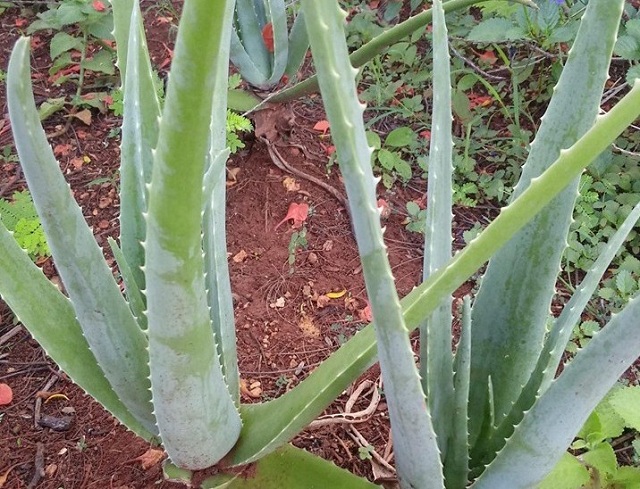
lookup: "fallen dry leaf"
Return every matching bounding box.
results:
[72,109,92,125]
[326,289,346,299]
[53,143,73,156]
[282,176,300,192]
[358,302,373,323]
[316,294,330,308]
[0,383,13,405]
[232,249,248,263]
[227,166,241,183]
[299,315,320,338]
[134,448,164,470]
[274,202,309,230]
[240,379,263,399]
[377,199,391,219]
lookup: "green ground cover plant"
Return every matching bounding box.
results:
[0,190,50,260]
[1,1,640,488]
[26,0,116,114]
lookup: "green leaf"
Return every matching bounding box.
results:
[385,126,415,147]
[608,386,640,430]
[7,36,156,436]
[537,453,589,489]
[467,18,517,42]
[581,442,617,477]
[615,269,636,295]
[614,35,640,60]
[203,445,379,488]
[394,158,412,181]
[50,31,83,60]
[377,148,397,171]
[625,18,640,39]
[82,49,115,75]
[468,0,624,452]
[144,0,241,469]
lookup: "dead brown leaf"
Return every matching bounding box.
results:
[282,176,300,192]
[299,314,320,338]
[72,109,92,125]
[134,448,164,470]
[232,249,248,263]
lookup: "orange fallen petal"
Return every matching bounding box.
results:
[0,383,13,405]
[274,202,309,230]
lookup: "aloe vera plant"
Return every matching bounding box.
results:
[229,0,308,90]
[2,0,640,487]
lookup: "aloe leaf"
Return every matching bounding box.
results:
[0,224,155,440]
[284,11,309,79]
[468,0,623,446]
[204,149,238,402]
[446,296,472,487]
[263,0,288,87]
[145,0,241,469]
[109,0,133,83]
[118,0,161,294]
[471,202,640,466]
[541,201,640,391]
[302,2,443,487]
[421,0,455,464]
[202,0,238,404]
[228,80,640,466]
[7,36,156,436]
[471,293,640,489]
[207,445,379,488]
[108,237,147,330]
[231,0,271,86]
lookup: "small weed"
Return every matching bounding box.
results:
[76,435,87,451]
[358,445,374,461]
[28,0,116,111]
[287,226,308,274]
[0,145,19,164]
[0,190,50,260]
[404,200,426,234]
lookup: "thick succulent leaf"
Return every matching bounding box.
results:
[108,238,147,330]
[420,0,455,463]
[206,445,379,488]
[231,0,271,87]
[109,0,133,83]
[262,0,288,87]
[0,224,155,440]
[471,293,640,489]
[541,201,640,391]
[228,80,640,466]
[472,200,640,466]
[7,37,156,436]
[468,0,623,446]
[302,2,443,487]
[118,0,161,294]
[445,296,472,487]
[204,149,238,403]
[145,0,241,470]
[202,0,239,403]
[284,11,309,79]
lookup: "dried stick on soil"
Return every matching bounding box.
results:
[26,442,45,489]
